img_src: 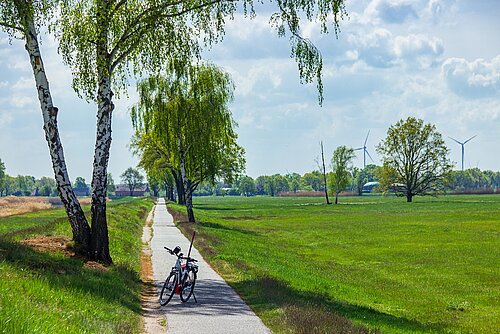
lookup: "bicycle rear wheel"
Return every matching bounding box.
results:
[180,270,196,302]
[160,272,177,306]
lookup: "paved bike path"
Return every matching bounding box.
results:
[150,198,271,334]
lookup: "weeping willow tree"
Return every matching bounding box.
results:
[131,62,245,222]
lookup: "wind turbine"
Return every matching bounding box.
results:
[355,130,374,168]
[449,135,476,171]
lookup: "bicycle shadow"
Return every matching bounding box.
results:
[156,278,255,316]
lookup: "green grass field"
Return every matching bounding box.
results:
[170,195,500,334]
[0,197,154,333]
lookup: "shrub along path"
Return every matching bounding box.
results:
[150,198,270,334]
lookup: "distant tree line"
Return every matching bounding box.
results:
[192,167,500,198]
[447,168,500,193]
[0,158,121,197]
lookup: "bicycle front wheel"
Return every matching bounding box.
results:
[160,272,177,306]
[180,270,196,302]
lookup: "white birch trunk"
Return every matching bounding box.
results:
[89,73,113,264]
[24,18,91,251]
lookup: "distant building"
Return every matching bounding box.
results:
[115,184,149,197]
[74,187,90,197]
[362,181,380,193]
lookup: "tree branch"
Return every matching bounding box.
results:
[164,0,238,18]
[0,21,24,34]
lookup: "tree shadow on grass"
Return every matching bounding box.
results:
[0,237,142,314]
[231,276,449,334]
[201,221,260,236]
[195,204,238,212]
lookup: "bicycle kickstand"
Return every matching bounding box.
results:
[192,291,198,303]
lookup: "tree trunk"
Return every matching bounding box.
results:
[185,184,195,223]
[164,182,175,201]
[320,141,332,204]
[335,194,338,204]
[24,17,91,253]
[407,193,413,202]
[179,157,195,222]
[177,135,195,222]
[169,185,175,202]
[89,73,113,264]
[173,171,185,205]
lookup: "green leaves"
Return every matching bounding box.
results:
[131,61,244,187]
[54,0,347,103]
[330,145,355,197]
[377,117,453,200]
[0,0,57,37]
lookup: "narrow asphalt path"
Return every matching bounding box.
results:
[150,198,271,334]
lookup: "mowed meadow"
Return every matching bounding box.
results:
[170,194,500,334]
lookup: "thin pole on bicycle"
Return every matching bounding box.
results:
[187,231,196,259]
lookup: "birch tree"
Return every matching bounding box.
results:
[131,63,245,222]
[0,1,91,250]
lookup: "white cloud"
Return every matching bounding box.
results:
[8,94,36,109]
[347,29,443,69]
[394,34,444,67]
[364,0,419,24]
[442,56,500,98]
[348,28,397,68]
[0,112,13,126]
[12,77,34,90]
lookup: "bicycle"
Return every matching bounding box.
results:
[159,245,199,305]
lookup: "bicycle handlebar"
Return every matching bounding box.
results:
[164,246,198,262]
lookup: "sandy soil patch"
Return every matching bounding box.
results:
[20,235,108,271]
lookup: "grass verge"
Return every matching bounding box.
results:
[168,195,500,334]
[0,197,154,333]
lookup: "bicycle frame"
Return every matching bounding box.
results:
[171,256,190,294]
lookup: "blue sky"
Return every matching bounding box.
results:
[0,0,499,183]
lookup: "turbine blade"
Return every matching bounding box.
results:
[448,136,462,145]
[364,130,370,146]
[463,135,477,144]
[366,149,375,162]
[354,147,363,151]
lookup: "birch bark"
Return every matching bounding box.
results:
[89,7,113,263]
[24,17,91,252]
[89,73,113,264]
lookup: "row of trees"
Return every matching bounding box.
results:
[193,118,499,202]
[0,159,149,197]
[447,169,500,192]
[209,166,500,198]
[0,173,114,198]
